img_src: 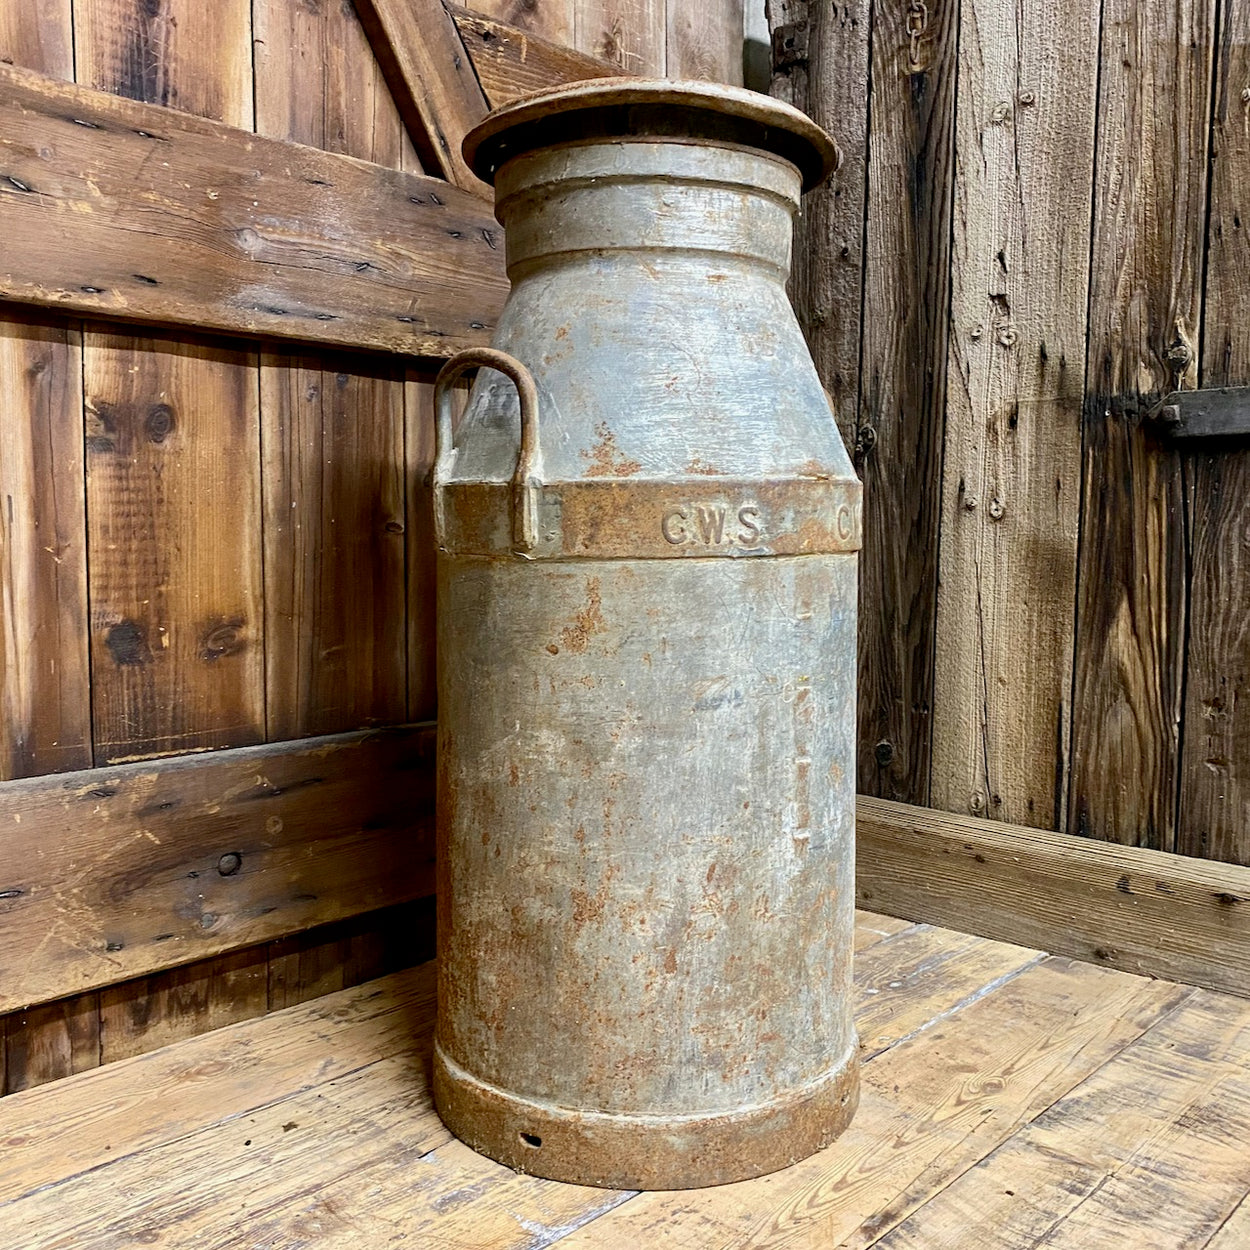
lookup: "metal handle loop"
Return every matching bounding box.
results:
[433,347,542,554]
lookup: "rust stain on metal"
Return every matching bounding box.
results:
[559,577,605,654]
[582,420,642,478]
[432,79,859,1193]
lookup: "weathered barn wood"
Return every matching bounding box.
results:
[0,312,90,781]
[0,726,434,1014]
[573,0,666,75]
[355,0,489,192]
[930,0,1096,827]
[856,796,1250,1000]
[0,64,507,357]
[1068,0,1215,851]
[5,926,1248,1248]
[453,7,621,104]
[854,0,958,805]
[254,2,417,745]
[768,0,870,446]
[1179,2,1250,866]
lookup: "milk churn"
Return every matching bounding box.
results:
[432,80,860,1190]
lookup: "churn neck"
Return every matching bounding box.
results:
[461,78,840,194]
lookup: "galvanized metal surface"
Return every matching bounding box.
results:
[433,80,859,1190]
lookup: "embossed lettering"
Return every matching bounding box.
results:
[737,505,761,544]
[836,503,854,542]
[694,505,727,544]
[661,508,689,544]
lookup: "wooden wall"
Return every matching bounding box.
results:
[0,0,746,1091]
[774,0,1250,867]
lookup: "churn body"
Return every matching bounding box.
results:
[433,81,862,1190]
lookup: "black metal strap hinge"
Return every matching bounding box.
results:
[1155,387,1250,441]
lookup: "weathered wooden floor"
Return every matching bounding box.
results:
[2,911,1248,1248]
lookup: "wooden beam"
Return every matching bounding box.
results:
[0,726,434,1014]
[451,6,620,108]
[355,0,489,194]
[0,63,507,357]
[857,796,1250,999]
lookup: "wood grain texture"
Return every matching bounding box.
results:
[260,358,407,741]
[77,0,260,770]
[0,64,507,357]
[856,795,1250,999]
[0,315,90,780]
[855,0,958,805]
[99,946,268,1064]
[0,0,89,784]
[83,329,264,763]
[0,0,73,83]
[871,989,1250,1248]
[1178,1,1250,865]
[74,0,253,127]
[252,0,420,172]
[354,0,489,192]
[11,929,1249,1248]
[930,0,1097,829]
[1068,0,1217,849]
[768,0,870,445]
[453,6,621,107]
[667,0,743,83]
[404,372,440,721]
[255,0,419,745]
[0,725,435,1013]
[467,0,575,47]
[574,0,666,75]
[0,964,437,1202]
[2,994,98,1095]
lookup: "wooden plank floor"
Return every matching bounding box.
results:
[2,912,1248,1248]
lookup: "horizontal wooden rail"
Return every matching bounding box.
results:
[857,796,1250,999]
[0,64,508,357]
[0,726,434,1013]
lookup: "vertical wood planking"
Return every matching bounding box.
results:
[252,0,421,173]
[0,6,90,782]
[98,948,268,1064]
[77,0,264,766]
[1178,2,1250,865]
[575,0,666,75]
[260,357,408,740]
[855,0,959,804]
[83,331,264,762]
[74,0,268,1068]
[406,373,440,722]
[768,0,871,446]
[470,0,575,46]
[667,0,743,83]
[255,0,412,742]
[0,0,97,1091]
[0,318,89,782]
[930,0,1098,829]
[3,995,99,1095]
[1068,0,1217,849]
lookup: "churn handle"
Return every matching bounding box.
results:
[432,348,542,554]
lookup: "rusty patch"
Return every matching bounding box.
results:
[559,577,605,654]
[582,421,642,478]
[686,456,722,475]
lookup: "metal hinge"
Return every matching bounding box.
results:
[1154,387,1250,442]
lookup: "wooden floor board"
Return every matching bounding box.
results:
[868,989,1250,1249]
[0,914,1244,1250]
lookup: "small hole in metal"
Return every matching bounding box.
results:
[520,1132,542,1148]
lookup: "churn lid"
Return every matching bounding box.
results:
[462,78,840,193]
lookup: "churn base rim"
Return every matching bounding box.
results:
[432,1039,860,1190]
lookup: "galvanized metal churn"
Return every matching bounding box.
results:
[431,80,860,1190]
